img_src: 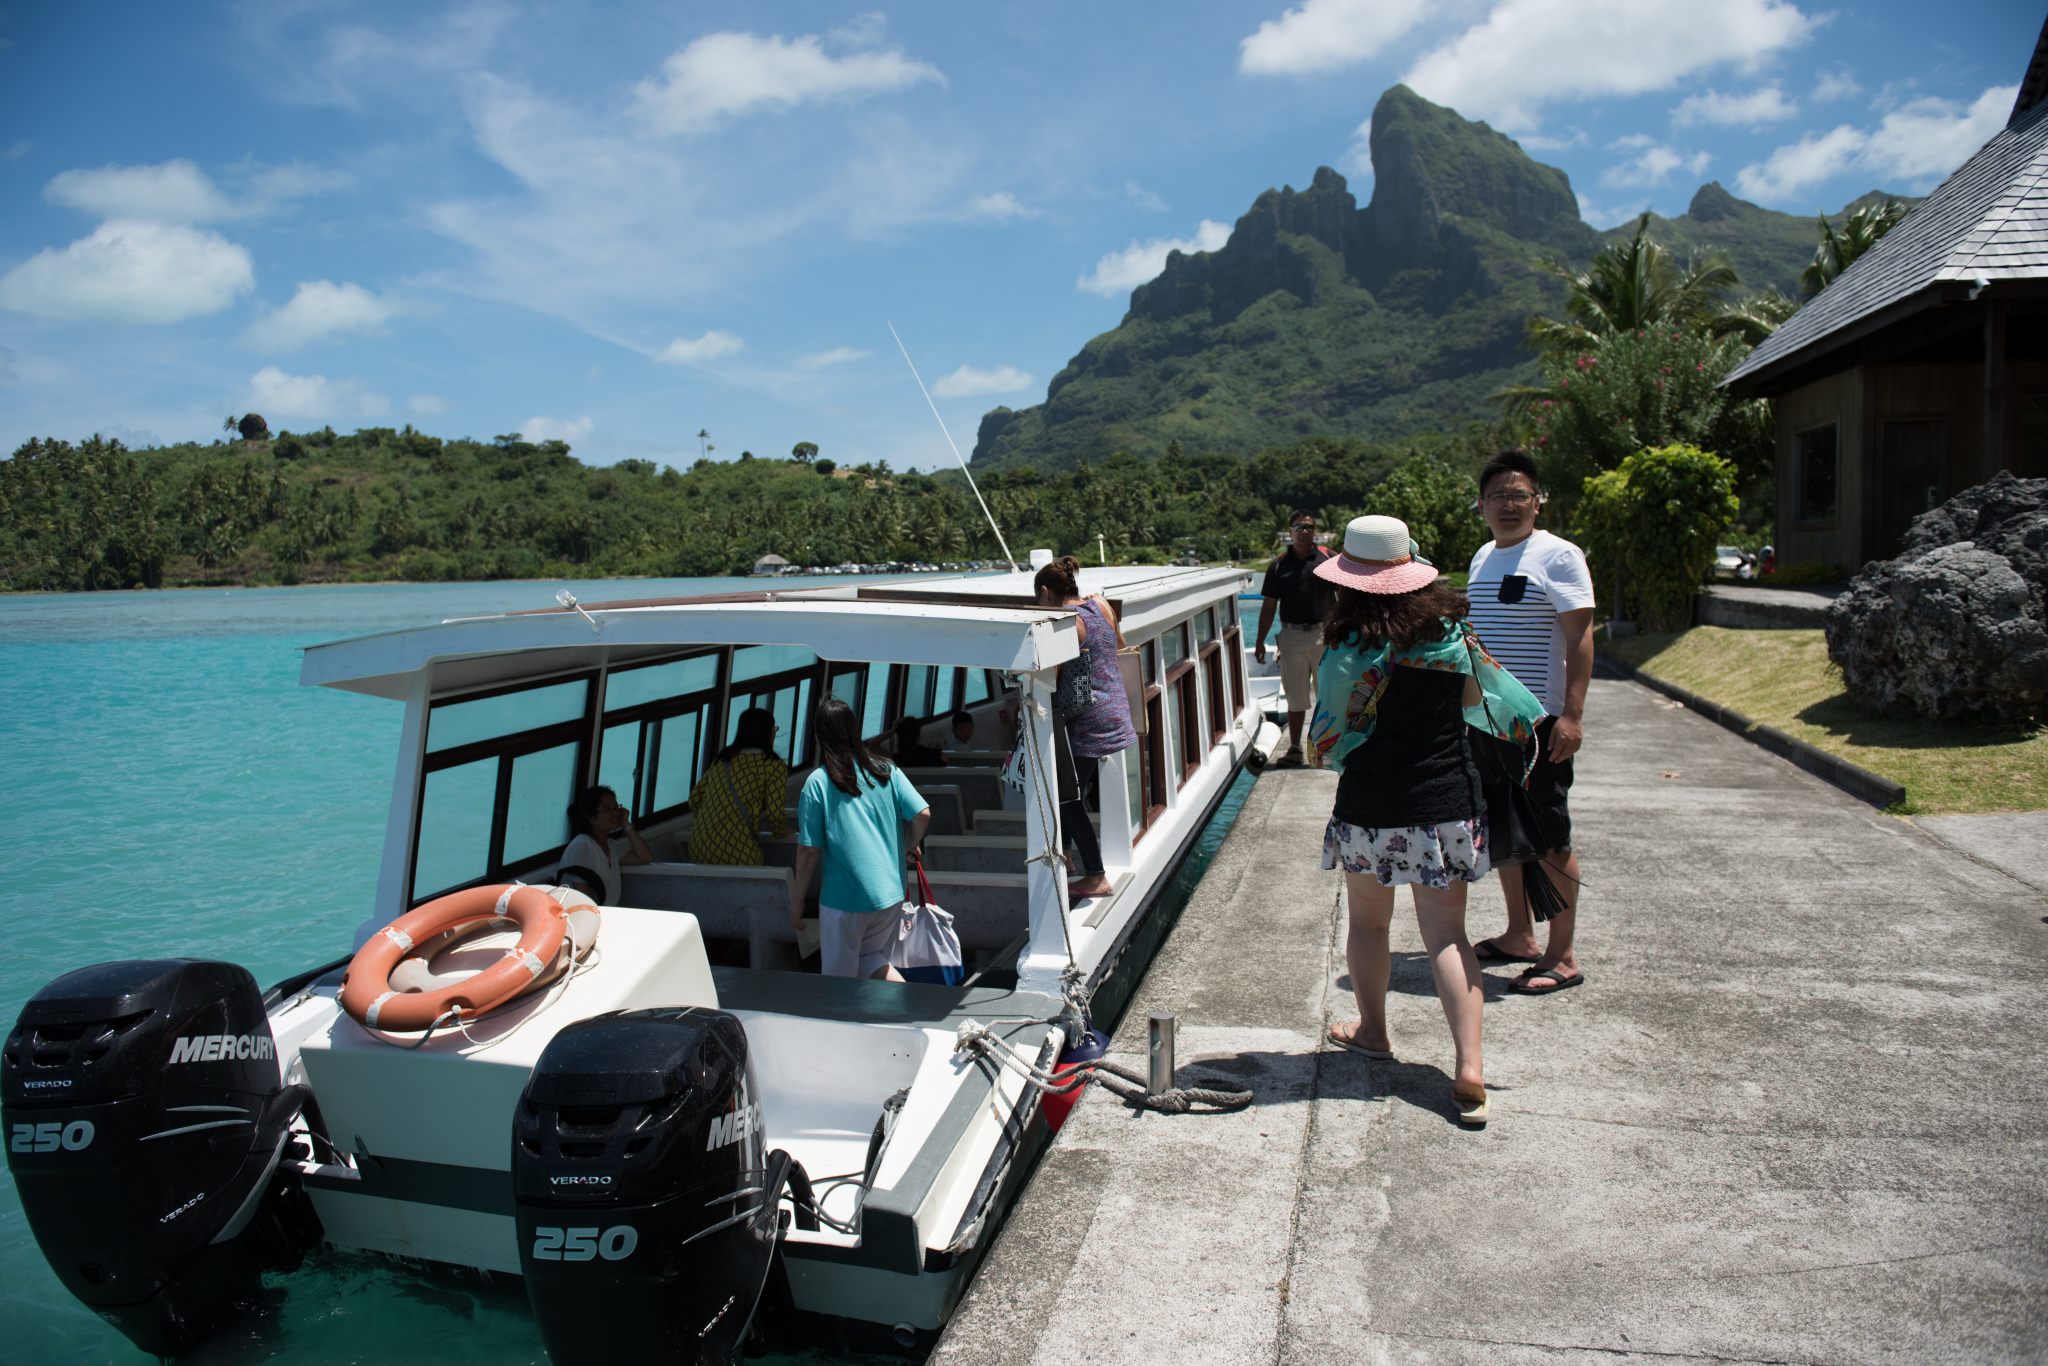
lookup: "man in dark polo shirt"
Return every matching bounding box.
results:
[1253,510,1334,766]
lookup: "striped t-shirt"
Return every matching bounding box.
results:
[1465,530,1595,715]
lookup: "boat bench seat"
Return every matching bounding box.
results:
[902,767,1003,816]
[972,809,1100,837]
[920,834,1026,874]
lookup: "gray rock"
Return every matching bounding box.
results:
[1825,474,2048,720]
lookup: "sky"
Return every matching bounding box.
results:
[0,0,2040,471]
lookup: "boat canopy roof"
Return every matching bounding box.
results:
[299,565,1249,700]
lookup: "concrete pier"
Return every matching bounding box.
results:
[935,678,2048,1365]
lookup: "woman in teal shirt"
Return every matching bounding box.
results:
[791,697,932,978]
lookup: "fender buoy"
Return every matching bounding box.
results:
[342,884,570,1033]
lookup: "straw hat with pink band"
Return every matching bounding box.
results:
[1311,515,1438,594]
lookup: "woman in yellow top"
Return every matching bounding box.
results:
[687,708,792,864]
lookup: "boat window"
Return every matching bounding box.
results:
[597,720,643,815]
[1125,746,1145,839]
[902,664,934,720]
[427,678,589,753]
[604,654,718,711]
[932,667,957,719]
[729,679,811,768]
[651,710,704,812]
[504,742,582,865]
[1225,625,1246,714]
[962,668,991,706]
[1204,644,1227,745]
[1159,624,1186,672]
[1142,641,1157,686]
[1193,607,1215,651]
[412,758,497,902]
[732,644,815,683]
[1175,670,1201,779]
[827,665,864,713]
[862,665,893,740]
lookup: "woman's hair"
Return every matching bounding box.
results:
[1033,554,1081,603]
[1323,581,1469,651]
[814,695,890,797]
[893,716,926,749]
[566,785,618,839]
[716,707,779,765]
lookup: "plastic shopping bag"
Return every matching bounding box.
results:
[890,857,965,986]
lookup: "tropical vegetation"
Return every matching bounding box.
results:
[1574,443,1741,630]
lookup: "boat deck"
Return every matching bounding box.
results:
[935,677,2048,1365]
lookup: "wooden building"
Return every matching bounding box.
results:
[1724,24,2048,571]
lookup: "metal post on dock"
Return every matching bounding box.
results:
[1147,1012,1176,1095]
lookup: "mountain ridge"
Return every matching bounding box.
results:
[971,86,1908,473]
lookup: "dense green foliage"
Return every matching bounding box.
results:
[1801,198,1910,298]
[1576,444,1741,631]
[3,422,1513,590]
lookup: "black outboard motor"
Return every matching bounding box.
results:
[515,1006,791,1366]
[2,959,313,1355]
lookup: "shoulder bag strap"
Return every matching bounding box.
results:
[912,851,935,909]
[718,756,756,831]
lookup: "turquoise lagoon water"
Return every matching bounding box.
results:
[0,577,891,1366]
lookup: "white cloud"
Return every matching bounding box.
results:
[244,365,388,420]
[1239,0,1432,75]
[633,31,943,135]
[1403,0,1819,132]
[1126,181,1168,212]
[930,364,1035,398]
[2,141,27,161]
[1076,220,1232,297]
[245,280,396,351]
[408,395,448,415]
[796,347,870,369]
[45,159,235,222]
[519,414,593,444]
[0,220,254,324]
[657,330,745,365]
[1519,128,1590,152]
[1813,70,1861,102]
[964,191,1036,220]
[1602,135,1712,187]
[1576,192,1654,229]
[1673,85,1798,128]
[1733,84,2016,200]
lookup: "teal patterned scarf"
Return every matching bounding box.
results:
[1307,618,1548,778]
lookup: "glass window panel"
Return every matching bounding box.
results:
[902,665,934,719]
[504,742,581,866]
[962,668,990,706]
[932,668,957,718]
[1159,626,1185,671]
[598,721,643,817]
[1142,642,1157,685]
[605,655,719,712]
[428,679,588,752]
[1159,680,1178,782]
[1126,747,1144,827]
[862,667,893,739]
[732,644,815,683]
[1193,608,1215,650]
[785,679,812,766]
[653,711,702,812]
[828,667,864,712]
[413,757,497,899]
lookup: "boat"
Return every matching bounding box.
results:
[2,564,1273,1362]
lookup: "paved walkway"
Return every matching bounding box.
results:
[936,678,2048,1366]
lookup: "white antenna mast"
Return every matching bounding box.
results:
[887,321,1018,572]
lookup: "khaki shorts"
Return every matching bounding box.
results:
[820,903,898,978]
[1276,624,1324,715]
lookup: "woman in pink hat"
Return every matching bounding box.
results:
[1307,515,1545,1127]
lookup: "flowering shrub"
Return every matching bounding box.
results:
[1576,443,1740,631]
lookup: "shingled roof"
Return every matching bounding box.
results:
[1725,96,2048,391]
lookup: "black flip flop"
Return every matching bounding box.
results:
[1507,965,1584,995]
[1474,937,1540,964]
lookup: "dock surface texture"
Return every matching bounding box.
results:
[934,678,2048,1366]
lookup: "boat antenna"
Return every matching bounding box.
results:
[887,321,1018,572]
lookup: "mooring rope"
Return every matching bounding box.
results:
[953,1020,1252,1115]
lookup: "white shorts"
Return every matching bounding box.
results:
[820,903,898,978]
[1276,623,1324,715]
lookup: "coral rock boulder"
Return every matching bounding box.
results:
[1824,473,2048,721]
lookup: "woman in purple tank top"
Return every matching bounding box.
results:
[1034,556,1137,901]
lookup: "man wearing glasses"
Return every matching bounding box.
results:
[1466,450,1594,994]
[1253,510,1334,766]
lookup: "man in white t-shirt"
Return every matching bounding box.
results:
[1465,450,1595,995]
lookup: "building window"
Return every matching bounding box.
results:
[1795,424,1838,523]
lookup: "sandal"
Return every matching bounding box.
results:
[1507,965,1584,995]
[1473,936,1539,964]
[1325,1024,1394,1060]
[1452,1081,1489,1126]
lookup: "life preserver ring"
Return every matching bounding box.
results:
[342,884,570,1033]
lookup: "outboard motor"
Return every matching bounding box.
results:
[515,1007,791,1366]
[2,959,314,1355]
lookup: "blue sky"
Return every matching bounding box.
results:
[0,0,2038,469]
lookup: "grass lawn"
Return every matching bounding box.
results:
[1602,626,2048,815]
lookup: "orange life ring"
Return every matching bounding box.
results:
[342,884,569,1033]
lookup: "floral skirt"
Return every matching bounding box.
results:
[1321,816,1490,888]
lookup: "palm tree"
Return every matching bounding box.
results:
[1800,199,1909,299]
[1524,213,1742,358]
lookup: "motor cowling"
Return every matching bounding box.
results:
[2,959,310,1355]
[514,1007,787,1366]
